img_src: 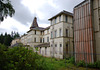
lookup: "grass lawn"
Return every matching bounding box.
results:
[40,56,99,70]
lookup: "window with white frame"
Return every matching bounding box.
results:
[59,28,62,37]
[66,43,68,54]
[50,44,53,54]
[47,37,49,42]
[40,47,41,54]
[66,29,68,37]
[35,30,36,34]
[40,38,42,43]
[65,15,68,22]
[45,47,47,55]
[59,15,61,22]
[55,17,57,23]
[55,30,57,38]
[51,32,53,38]
[55,44,57,54]
[34,37,36,42]
[43,38,44,43]
[59,44,62,54]
[51,20,52,25]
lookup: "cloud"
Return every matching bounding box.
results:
[0,0,84,35]
[10,0,34,25]
[0,17,30,34]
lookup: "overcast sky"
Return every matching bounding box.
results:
[0,0,84,35]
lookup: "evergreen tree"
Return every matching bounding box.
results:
[0,33,4,44]
[0,31,20,46]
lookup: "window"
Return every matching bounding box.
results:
[40,38,42,43]
[35,30,36,34]
[51,44,52,47]
[43,38,44,43]
[66,44,68,54]
[34,37,36,42]
[55,44,57,54]
[59,29,62,36]
[65,16,68,22]
[47,29,49,34]
[51,32,53,38]
[51,20,52,25]
[55,44,57,47]
[45,47,47,55]
[55,17,57,23]
[40,47,41,53]
[43,31,44,35]
[55,30,57,38]
[41,31,42,35]
[47,37,49,42]
[59,15,61,22]
[59,44,62,54]
[66,29,68,37]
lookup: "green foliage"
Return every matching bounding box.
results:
[87,61,100,68]
[0,0,15,21]
[0,32,20,46]
[77,60,86,67]
[66,57,75,64]
[77,60,100,69]
[35,57,56,70]
[0,44,57,70]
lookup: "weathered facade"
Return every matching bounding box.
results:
[49,10,73,59]
[11,10,73,59]
[74,0,100,63]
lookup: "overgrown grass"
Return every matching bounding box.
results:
[0,44,99,70]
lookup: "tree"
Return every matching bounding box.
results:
[0,33,4,44]
[0,0,15,21]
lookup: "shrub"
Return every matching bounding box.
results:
[77,60,86,67]
[66,57,75,64]
[77,60,100,69]
[0,44,56,70]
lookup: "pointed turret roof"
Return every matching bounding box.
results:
[30,17,38,29]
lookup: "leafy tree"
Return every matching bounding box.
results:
[0,0,15,21]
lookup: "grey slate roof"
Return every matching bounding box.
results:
[30,17,39,29]
[48,10,73,20]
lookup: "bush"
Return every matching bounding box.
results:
[0,44,56,70]
[77,60,86,67]
[77,60,100,69]
[66,57,75,64]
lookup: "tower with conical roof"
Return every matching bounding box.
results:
[30,17,38,29]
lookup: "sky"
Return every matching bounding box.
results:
[0,0,84,35]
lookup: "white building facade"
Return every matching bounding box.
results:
[11,10,73,59]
